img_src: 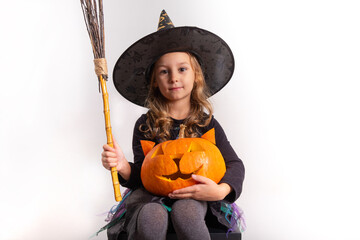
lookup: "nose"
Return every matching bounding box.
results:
[169,71,179,83]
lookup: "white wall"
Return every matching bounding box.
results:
[1,0,359,239]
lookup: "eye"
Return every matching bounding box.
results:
[179,67,187,72]
[151,142,169,158]
[159,69,168,74]
[187,142,204,152]
[151,145,164,158]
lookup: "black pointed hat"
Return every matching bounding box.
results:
[113,10,235,107]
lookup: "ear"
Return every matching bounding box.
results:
[140,140,156,156]
[201,128,216,145]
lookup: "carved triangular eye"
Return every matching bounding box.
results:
[187,141,204,152]
[151,144,164,158]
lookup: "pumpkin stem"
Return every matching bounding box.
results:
[179,124,186,138]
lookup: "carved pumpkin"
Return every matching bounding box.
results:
[140,128,226,196]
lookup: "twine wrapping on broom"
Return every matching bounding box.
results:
[94,58,108,77]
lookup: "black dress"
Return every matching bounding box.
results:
[107,114,245,239]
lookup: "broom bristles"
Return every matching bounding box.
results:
[80,0,105,60]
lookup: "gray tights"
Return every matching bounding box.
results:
[134,199,210,240]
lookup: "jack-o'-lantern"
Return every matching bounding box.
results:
[140,128,226,196]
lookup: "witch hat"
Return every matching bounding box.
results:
[113,10,234,107]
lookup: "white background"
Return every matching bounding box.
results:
[1,0,359,239]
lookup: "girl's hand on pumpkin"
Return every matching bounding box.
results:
[101,137,131,180]
[168,175,232,201]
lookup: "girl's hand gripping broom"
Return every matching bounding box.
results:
[80,0,122,202]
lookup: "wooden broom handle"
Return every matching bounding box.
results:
[99,75,122,202]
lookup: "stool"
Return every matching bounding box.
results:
[117,228,241,239]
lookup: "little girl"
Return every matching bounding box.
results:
[101,10,245,240]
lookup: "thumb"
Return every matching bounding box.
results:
[112,136,121,151]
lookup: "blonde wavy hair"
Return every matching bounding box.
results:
[141,52,213,142]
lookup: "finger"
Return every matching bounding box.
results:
[103,144,115,152]
[172,185,197,195]
[102,159,118,169]
[169,192,193,199]
[102,161,111,170]
[102,151,117,158]
[192,174,213,184]
[107,162,118,168]
[102,156,118,164]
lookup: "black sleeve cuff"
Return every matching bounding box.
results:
[118,162,142,189]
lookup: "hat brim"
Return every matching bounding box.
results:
[113,26,234,107]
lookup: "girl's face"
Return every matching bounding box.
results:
[153,52,195,104]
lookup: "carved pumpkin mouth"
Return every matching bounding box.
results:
[157,157,203,181]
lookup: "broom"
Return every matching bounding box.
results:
[80,0,122,202]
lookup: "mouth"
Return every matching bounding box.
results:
[157,165,203,181]
[169,87,183,91]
